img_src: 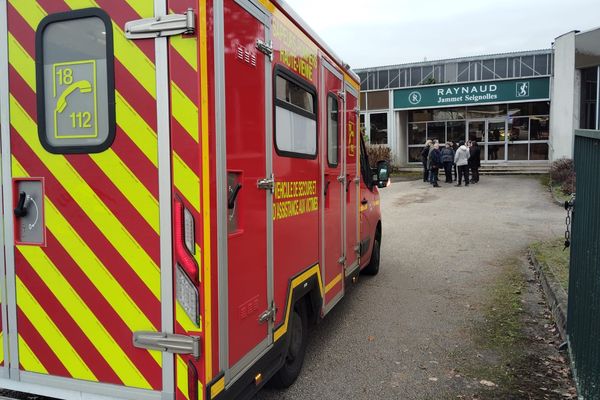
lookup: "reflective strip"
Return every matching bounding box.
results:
[210,376,225,399]
[176,355,190,400]
[16,278,96,380]
[173,153,200,213]
[7,34,34,88]
[90,150,160,233]
[7,0,46,31]
[199,0,213,380]
[171,35,198,72]
[274,265,323,342]
[121,0,153,19]
[171,82,199,143]
[14,155,160,342]
[325,273,343,294]
[9,96,161,299]
[115,92,159,167]
[18,334,48,375]
[17,247,152,388]
[0,332,3,365]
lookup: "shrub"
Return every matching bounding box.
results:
[549,158,574,184]
[366,145,391,168]
[561,173,576,195]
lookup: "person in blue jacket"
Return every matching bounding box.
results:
[430,142,443,188]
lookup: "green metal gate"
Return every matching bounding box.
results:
[568,129,600,399]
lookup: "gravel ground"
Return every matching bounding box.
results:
[257,176,566,400]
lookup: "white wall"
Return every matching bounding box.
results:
[396,111,408,166]
[550,32,578,160]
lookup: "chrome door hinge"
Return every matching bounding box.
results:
[257,175,275,192]
[133,331,200,359]
[256,39,273,61]
[125,8,195,39]
[353,107,360,114]
[337,175,346,183]
[337,256,346,265]
[337,90,346,102]
[258,303,277,324]
[354,244,361,254]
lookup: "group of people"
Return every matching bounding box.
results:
[420,139,480,187]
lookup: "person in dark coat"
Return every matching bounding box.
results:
[430,142,442,187]
[468,141,481,183]
[440,142,455,183]
[420,140,432,183]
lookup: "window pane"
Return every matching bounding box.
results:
[509,117,529,141]
[508,144,528,160]
[457,62,469,82]
[276,106,317,155]
[482,60,495,80]
[360,114,366,135]
[530,101,550,115]
[580,67,598,129]
[521,56,534,76]
[447,121,466,143]
[467,105,507,119]
[368,73,376,90]
[378,70,389,89]
[495,58,507,78]
[534,55,548,75]
[389,69,399,88]
[359,72,367,91]
[488,121,506,142]
[410,67,421,86]
[367,91,389,110]
[360,92,366,111]
[468,121,485,142]
[40,15,113,151]
[409,110,433,122]
[530,117,549,140]
[408,147,423,163]
[427,122,446,143]
[434,107,466,120]
[530,143,549,160]
[369,113,388,145]
[327,96,339,166]
[275,75,314,113]
[408,123,426,145]
[487,144,505,161]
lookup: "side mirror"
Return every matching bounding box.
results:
[376,160,390,189]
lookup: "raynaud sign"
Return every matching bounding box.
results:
[393,77,550,110]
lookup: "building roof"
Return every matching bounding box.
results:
[354,49,553,73]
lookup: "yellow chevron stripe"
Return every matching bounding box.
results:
[18,247,153,389]
[9,96,161,299]
[17,335,48,375]
[0,332,3,366]
[325,273,343,294]
[121,0,153,19]
[199,0,213,380]
[14,155,160,341]
[90,150,159,233]
[16,278,96,380]
[7,34,35,88]
[7,0,46,28]
[171,82,199,143]
[170,35,198,72]
[173,153,200,213]
[115,92,159,167]
[176,355,190,400]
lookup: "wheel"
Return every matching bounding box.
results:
[363,236,380,276]
[269,304,308,388]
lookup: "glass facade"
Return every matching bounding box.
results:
[580,67,599,130]
[406,102,550,163]
[357,51,552,91]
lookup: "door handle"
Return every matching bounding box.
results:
[324,180,331,196]
[361,198,368,205]
[228,183,242,209]
[14,191,29,217]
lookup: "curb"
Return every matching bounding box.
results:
[528,249,568,342]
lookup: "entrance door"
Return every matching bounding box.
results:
[223,0,270,377]
[486,119,507,162]
[344,84,360,275]
[321,61,344,305]
[2,1,174,396]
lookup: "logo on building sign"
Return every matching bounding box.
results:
[408,91,422,105]
[516,82,530,98]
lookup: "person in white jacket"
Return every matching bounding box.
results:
[454,141,470,186]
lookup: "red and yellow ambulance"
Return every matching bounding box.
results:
[0,0,388,399]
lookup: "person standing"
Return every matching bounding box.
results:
[430,142,442,187]
[427,140,439,184]
[454,140,470,187]
[440,142,455,183]
[469,141,481,183]
[420,140,432,183]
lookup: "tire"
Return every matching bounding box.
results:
[269,304,308,389]
[363,236,381,276]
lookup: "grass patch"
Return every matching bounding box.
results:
[530,238,570,292]
[539,173,571,204]
[390,171,422,181]
[451,259,528,398]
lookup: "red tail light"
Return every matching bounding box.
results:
[174,200,199,283]
[187,360,198,400]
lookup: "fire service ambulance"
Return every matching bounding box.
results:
[0,0,389,399]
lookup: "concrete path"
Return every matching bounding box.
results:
[257,176,565,400]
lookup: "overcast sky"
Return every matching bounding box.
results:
[285,0,600,69]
